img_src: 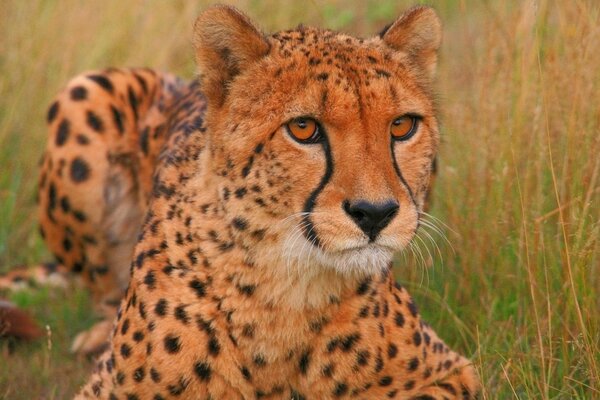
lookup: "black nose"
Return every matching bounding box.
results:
[343,200,399,241]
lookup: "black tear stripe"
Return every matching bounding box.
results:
[390,141,416,207]
[302,135,334,248]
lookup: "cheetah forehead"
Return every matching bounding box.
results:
[268,26,401,70]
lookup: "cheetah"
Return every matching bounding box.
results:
[39,5,480,399]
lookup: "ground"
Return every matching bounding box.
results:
[0,1,599,399]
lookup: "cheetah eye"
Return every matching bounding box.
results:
[285,117,322,144]
[391,115,419,141]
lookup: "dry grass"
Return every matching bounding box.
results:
[0,0,598,398]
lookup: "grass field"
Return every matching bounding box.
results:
[1,0,599,398]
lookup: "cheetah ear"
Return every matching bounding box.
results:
[193,5,270,106]
[380,6,442,79]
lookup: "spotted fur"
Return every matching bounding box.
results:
[38,5,479,399]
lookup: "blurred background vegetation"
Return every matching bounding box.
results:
[1,0,599,398]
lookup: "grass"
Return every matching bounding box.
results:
[1,0,599,398]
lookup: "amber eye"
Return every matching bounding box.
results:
[286,117,322,143]
[391,115,419,141]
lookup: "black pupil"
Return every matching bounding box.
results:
[297,119,307,129]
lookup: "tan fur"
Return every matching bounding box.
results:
[34,5,478,399]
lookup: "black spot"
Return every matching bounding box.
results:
[72,261,83,272]
[404,380,415,390]
[254,143,264,154]
[133,72,148,94]
[155,298,168,316]
[408,300,419,317]
[241,323,254,338]
[322,363,334,377]
[111,105,125,135]
[408,357,419,371]
[86,110,104,133]
[379,376,393,386]
[237,283,256,296]
[423,331,431,346]
[133,366,145,382]
[241,155,254,178]
[126,394,139,400]
[240,366,252,381]
[139,127,149,156]
[88,74,114,93]
[327,337,339,352]
[174,305,190,324]
[291,390,306,400]
[116,371,125,385]
[144,270,156,289]
[341,333,361,351]
[232,217,248,231]
[120,343,131,359]
[73,210,86,222]
[234,187,247,198]
[167,377,189,396]
[121,319,130,335]
[253,353,266,366]
[358,305,369,318]
[208,336,220,356]
[299,350,311,374]
[62,237,72,252]
[194,361,211,381]
[70,86,88,100]
[333,382,348,397]
[60,196,70,213]
[55,119,70,146]
[375,353,384,372]
[394,311,405,327]
[76,134,90,145]
[47,101,59,123]
[388,342,398,359]
[164,335,181,353]
[309,316,328,333]
[70,157,90,183]
[356,277,371,295]
[413,331,422,346]
[128,86,138,120]
[138,301,147,319]
[371,302,381,318]
[189,279,206,297]
[133,331,144,342]
[356,350,370,366]
[150,367,161,383]
[48,182,57,209]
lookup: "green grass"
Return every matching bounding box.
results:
[1,0,599,398]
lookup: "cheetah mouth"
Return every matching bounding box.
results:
[313,242,396,275]
[331,243,396,255]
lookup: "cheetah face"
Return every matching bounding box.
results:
[195,6,441,276]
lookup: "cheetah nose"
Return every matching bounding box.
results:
[343,200,399,241]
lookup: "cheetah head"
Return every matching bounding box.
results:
[194,6,441,279]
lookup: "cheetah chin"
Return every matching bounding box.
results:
[280,232,398,277]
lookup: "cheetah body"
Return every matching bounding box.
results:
[39,5,479,399]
